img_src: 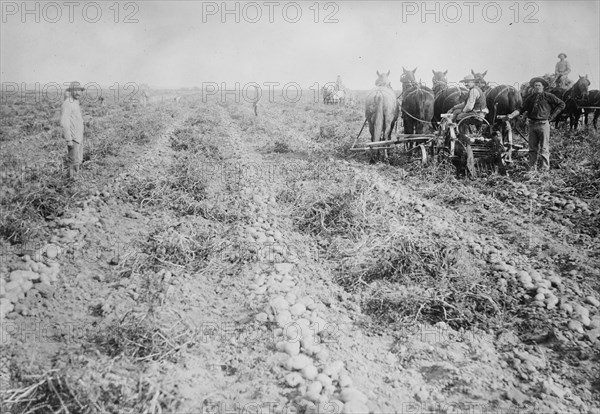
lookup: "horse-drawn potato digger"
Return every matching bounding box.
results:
[350,69,529,177]
[350,110,529,177]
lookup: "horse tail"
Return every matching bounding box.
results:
[414,89,426,133]
[415,89,423,117]
[374,91,384,142]
[507,87,520,113]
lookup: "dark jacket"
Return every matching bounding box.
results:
[520,92,566,121]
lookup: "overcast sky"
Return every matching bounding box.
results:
[1,1,599,90]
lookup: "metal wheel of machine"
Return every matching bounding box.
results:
[398,143,428,166]
[456,115,491,137]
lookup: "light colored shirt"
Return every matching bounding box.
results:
[463,87,488,113]
[555,60,571,76]
[60,97,84,144]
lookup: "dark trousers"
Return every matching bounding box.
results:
[67,142,83,178]
[528,120,550,170]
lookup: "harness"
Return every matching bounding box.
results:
[401,107,432,124]
[489,85,510,123]
[401,85,434,125]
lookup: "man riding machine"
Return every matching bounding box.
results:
[447,74,489,135]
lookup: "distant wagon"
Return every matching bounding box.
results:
[322,84,345,105]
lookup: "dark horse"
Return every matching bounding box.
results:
[470,69,524,150]
[485,84,523,157]
[400,67,434,134]
[431,69,468,129]
[485,85,522,125]
[365,70,400,163]
[431,70,478,177]
[548,75,591,130]
[582,89,600,130]
[471,69,490,92]
[468,70,518,122]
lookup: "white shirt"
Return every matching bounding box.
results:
[60,97,84,144]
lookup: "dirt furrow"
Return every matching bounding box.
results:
[2,95,599,413]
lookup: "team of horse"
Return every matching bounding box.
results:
[548,75,592,129]
[478,70,595,131]
[362,68,598,164]
[471,71,590,131]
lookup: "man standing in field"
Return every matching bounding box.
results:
[250,84,261,116]
[335,75,345,92]
[508,77,565,172]
[61,81,85,179]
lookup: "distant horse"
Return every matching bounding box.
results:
[323,84,344,105]
[431,69,468,129]
[549,75,590,130]
[365,70,400,163]
[400,67,434,134]
[140,90,149,107]
[582,89,600,130]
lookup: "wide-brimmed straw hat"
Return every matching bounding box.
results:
[557,53,567,59]
[66,81,85,91]
[459,74,476,83]
[529,77,549,88]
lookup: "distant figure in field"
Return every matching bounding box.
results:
[248,85,261,116]
[555,53,571,89]
[140,90,149,107]
[61,81,85,180]
[253,100,259,116]
[335,75,345,92]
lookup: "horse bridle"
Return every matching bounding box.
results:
[432,80,448,96]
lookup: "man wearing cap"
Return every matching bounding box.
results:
[61,81,85,179]
[448,74,489,132]
[555,53,571,88]
[507,77,565,172]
